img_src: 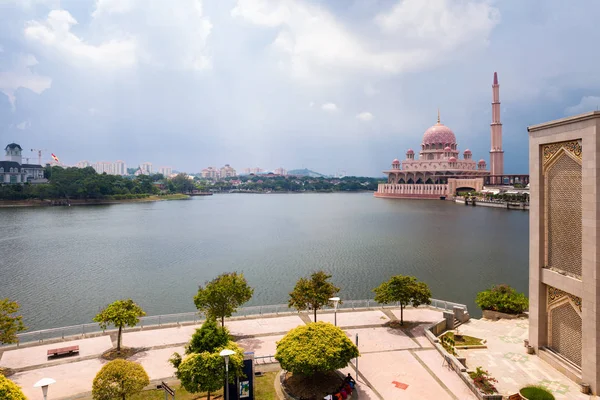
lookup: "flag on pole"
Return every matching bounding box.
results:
[51,153,60,162]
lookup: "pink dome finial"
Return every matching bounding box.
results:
[493,72,498,85]
[437,108,440,124]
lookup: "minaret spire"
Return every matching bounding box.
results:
[490,71,504,182]
[437,108,440,124]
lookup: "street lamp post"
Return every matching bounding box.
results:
[34,378,56,400]
[329,297,340,327]
[220,349,235,400]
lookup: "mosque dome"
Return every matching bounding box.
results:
[449,156,457,162]
[406,149,414,154]
[444,146,452,152]
[392,159,400,165]
[422,123,457,146]
[478,159,486,164]
[463,149,472,154]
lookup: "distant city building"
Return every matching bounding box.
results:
[113,160,126,175]
[244,167,263,175]
[527,111,599,392]
[92,161,113,175]
[1,143,45,184]
[76,160,91,168]
[274,167,287,176]
[201,167,219,179]
[134,165,149,176]
[158,167,173,177]
[140,162,153,174]
[220,164,237,178]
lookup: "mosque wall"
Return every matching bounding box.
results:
[528,112,600,393]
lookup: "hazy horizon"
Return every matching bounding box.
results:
[1,0,599,176]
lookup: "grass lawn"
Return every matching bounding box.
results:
[106,371,278,400]
[442,331,484,346]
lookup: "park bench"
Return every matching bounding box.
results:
[47,345,79,358]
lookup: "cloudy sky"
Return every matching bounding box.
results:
[1,0,599,176]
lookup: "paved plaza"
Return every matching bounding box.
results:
[0,309,595,399]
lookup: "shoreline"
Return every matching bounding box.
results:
[0,194,190,208]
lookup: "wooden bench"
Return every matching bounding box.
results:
[47,345,79,358]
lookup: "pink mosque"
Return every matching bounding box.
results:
[375,72,505,200]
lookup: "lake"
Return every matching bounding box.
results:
[0,193,528,330]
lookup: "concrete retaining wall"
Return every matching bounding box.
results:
[482,310,527,320]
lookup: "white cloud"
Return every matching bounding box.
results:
[321,102,338,112]
[565,96,600,115]
[24,1,212,71]
[16,120,31,130]
[25,10,137,69]
[231,0,499,82]
[308,101,314,107]
[376,0,499,50]
[0,54,52,110]
[356,112,374,121]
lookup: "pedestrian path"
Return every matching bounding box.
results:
[1,308,585,400]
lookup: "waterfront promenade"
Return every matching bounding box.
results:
[1,306,592,400]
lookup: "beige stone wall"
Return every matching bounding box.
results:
[528,111,600,392]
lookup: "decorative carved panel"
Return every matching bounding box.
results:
[549,302,582,367]
[543,143,582,278]
[547,286,582,313]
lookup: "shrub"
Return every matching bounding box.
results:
[0,375,26,400]
[520,386,555,400]
[469,367,498,394]
[475,284,528,314]
[92,359,149,400]
[275,322,359,377]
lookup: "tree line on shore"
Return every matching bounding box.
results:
[200,175,383,193]
[0,166,199,201]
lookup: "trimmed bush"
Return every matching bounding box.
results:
[0,375,27,400]
[275,322,359,376]
[475,284,528,314]
[520,386,555,400]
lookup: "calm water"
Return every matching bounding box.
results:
[0,193,528,330]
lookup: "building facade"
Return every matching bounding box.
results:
[527,111,599,393]
[274,167,287,176]
[0,143,45,184]
[140,162,152,174]
[220,164,236,178]
[158,167,173,177]
[201,167,219,179]
[375,73,504,199]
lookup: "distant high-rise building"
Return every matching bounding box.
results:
[92,161,114,174]
[140,162,152,174]
[76,160,91,169]
[158,167,173,177]
[201,167,219,179]
[243,167,263,175]
[274,167,287,176]
[113,160,126,175]
[220,164,236,178]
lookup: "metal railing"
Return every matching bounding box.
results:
[10,298,466,346]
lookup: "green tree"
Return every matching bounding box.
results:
[185,318,230,354]
[475,284,528,314]
[0,298,26,345]
[373,275,432,325]
[275,322,359,377]
[93,299,146,352]
[0,375,27,400]
[288,271,340,321]
[92,359,149,400]
[170,342,244,400]
[194,273,254,327]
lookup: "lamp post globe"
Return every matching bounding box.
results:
[329,297,341,326]
[34,378,56,400]
[219,349,236,400]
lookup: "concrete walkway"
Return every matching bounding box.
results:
[0,308,587,400]
[459,318,594,399]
